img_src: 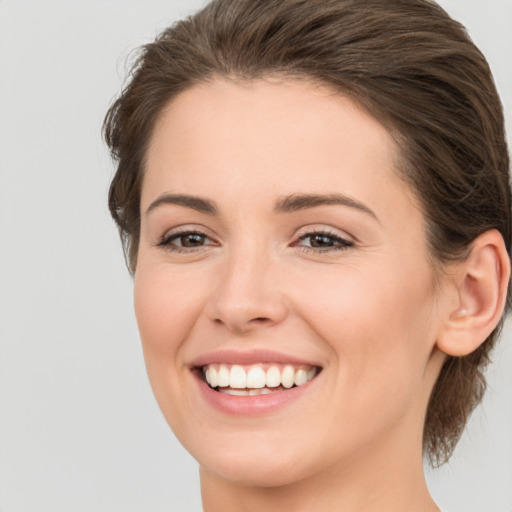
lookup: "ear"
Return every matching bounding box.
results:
[436,229,510,357]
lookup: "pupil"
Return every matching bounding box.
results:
[183,234,204,247]
[311,234,333,247]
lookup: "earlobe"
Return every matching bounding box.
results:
[436,229,510,357]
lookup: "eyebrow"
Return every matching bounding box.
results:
[145,193,218,215]
[274,193,378,220]
[145,192,377,220]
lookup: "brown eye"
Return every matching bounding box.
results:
[295,231,354,252]
[157,230,217,252]
[309,234,337,248]
[178,233,207,247]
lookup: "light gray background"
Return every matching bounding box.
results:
[0,1,510,511]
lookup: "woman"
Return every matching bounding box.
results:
[104,0,511,510]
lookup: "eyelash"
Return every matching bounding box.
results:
[156,229,354,254]
[294,229,354,253]
[156,230,218,253]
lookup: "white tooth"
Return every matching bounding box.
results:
[247,366,266,388]
[266,366,281,387]
[294,368,308,386]
[209,366,218,388]
[220,388,250,396]
[204,367,211,385]
[217,365,230,387]
[281,365,295,388]
[306,368,317,381]
[249,387,274,395]
[230,365,247,388]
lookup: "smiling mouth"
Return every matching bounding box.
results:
[200,363,320,396]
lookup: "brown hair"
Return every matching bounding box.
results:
[103,0,511,465]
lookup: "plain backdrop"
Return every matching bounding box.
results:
[0,1,511,511]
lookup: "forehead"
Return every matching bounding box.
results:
[147,78,396,165]
[143,78,418,223]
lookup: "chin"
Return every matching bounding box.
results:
[200,452,311,488]
[182,428,318,487]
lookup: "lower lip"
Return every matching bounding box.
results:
[192,370,318,416]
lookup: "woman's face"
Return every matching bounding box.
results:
[135,79,448,486]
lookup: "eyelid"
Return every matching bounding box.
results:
[154,224,220,251]
[291,226,355,253]
[159,223,217,240]
[294,224,355,243]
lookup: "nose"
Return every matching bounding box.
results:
[207,245,288,334]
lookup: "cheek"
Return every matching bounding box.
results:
[293,260,437,392]
[132,261,215,422]
[134,262,208,358]
[133,261,214,432]
[287,262,438,458]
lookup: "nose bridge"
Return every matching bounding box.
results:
[209,235,287,332]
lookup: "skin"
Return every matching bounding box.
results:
[134,78,456,512]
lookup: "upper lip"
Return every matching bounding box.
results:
[189,349,322,368]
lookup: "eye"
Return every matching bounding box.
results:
[294,230,354,252]
[157,230,217,252]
